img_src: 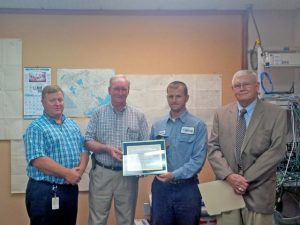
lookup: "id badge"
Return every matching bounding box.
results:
[52,197,59,210]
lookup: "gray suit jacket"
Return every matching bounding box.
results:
[208,99,287,214]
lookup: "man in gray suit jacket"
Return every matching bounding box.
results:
[208,70,287,225]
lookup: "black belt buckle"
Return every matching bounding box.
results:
[107,164,122,171]
[94,158,122,171]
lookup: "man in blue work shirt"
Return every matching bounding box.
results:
[23,85,89,225]
[150,81,208,225]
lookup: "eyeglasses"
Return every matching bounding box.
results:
[232,82,255,90]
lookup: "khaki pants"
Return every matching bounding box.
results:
[88,165,139,225]
[217,208,273,225]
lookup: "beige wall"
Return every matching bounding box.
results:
[0,10,245,225]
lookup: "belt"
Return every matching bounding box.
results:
[29,178,77,187]
[95,158,123,171]
[168,176,198,185]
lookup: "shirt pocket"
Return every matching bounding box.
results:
[177,133,196,143]
[176,134,196,159]
[251,130,271,156]
[127,127,140,140]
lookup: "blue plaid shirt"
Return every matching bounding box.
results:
[23,112,86,184]
[150,111,207,180]
[85,103,149,168]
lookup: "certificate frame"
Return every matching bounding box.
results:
[122,140,167,176]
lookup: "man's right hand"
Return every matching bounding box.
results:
[64,168,82,185]
[109,147,123,161]
[225,173,249,195]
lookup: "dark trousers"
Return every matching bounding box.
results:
[151,177,202,225]
[26,179,78,225]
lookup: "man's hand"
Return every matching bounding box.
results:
[108,147,123,161]
[74,166,85,176]
[64,168,82,185]
[225,173,249,195]
[156,172,175,182]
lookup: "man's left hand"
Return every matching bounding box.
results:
[156,172,175,182]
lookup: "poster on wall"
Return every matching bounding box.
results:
[23,67,51,119]
[57,69,114,117]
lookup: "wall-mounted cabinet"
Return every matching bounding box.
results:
[257,48,300,106]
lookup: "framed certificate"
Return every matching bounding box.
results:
[122,140,167,176]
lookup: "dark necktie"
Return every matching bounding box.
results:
[236,108,247,169]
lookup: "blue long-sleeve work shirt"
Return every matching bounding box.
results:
[150,111,208,180]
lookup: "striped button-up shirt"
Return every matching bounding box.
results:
[85,103,149,168]
[23,113,86,184]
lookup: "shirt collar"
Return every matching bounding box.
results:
[168,110,188,123]
[109,103,127,113]
[43,112,66,124]
[237,99,257,115]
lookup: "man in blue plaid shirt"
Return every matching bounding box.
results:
[23,85,89,225]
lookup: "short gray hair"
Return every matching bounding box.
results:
[232,70,258,86]
[109,74,130,89]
